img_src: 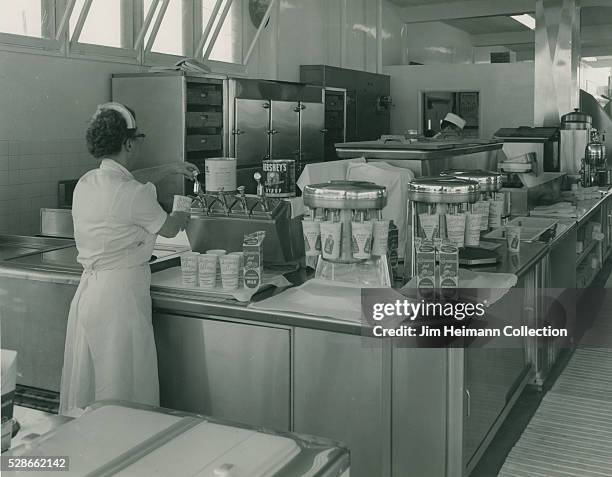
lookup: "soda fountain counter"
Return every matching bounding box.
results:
[334,138,504,177]
[2,191,612,477]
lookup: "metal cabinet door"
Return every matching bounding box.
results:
[233,99,271,167]
[294,328,387,477]
[300,101,325,165]
[463,282,529,471]
[154,313,290,431]
[270,101,300,160]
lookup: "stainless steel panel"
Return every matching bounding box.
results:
[392,348,448,477]
[153,313,290,431]
[463,286,527,468]
[112,75,186,211]
[234,99,271,166]
[270,101,300,160]
[300,101,325,165]
[40,208,74,238]
[534,0,580,126]
[294,329,387,477]
[0,268,76,392]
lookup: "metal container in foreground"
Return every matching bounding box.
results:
[205,157,237,192]
[263,159,296,197]
[408,177,480,204]
[439,169,503,193]
[303,180,387,210]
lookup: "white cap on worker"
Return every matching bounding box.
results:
[443,113,467,130]
[93,102,137,130]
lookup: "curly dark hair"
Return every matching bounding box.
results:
[86,107,138,158]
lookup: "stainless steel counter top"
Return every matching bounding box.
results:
[465,240,549,277]
[335,140,503,160]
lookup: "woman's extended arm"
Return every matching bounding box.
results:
[132,162,199,184]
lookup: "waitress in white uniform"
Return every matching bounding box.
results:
[59,102,198,413]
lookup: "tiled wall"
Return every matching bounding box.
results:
[0,139,100,235]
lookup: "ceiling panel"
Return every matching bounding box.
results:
[444,15,530,34]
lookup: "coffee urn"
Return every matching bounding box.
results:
[560,108,592,176]
[583,129,608,187]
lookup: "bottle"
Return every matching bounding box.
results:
[424,119,436,138]
[387,220,399,279]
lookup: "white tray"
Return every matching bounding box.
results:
[484,217,558,242]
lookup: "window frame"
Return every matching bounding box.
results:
[0,0,276,75]
[67,0,141,62]
[0,0,62,52]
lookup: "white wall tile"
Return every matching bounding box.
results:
[8,141,20,156]
[0,171,7,185]
[0,141,8,155]
[0,156,8,171]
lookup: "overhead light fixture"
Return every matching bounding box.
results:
[510,14,536,30]
[582,57,598,62]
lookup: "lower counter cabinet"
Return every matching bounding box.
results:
[153,313,291,431]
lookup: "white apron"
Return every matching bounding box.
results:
[59,265,159,414]
[59,159,167,415]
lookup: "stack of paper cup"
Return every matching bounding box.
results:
[206,249,226,286]
[320,221,342,260]
[446,213,467,248]
[197,254,218,288]
[371,219,390,256]
[219,254,240,290]
[473,200,490,231]
[302,219,322,256]
[180,252,199,287]
[352,221,374,259]
[464,213,481,247]
[229,252,244,287]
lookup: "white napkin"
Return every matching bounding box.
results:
[156,230,191,248]
[296,158,366,191]
[346,162,415,258]
[249,279,363,322]
[402,268,517,307]
[150,266,292,303]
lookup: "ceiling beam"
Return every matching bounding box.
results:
[579,0,612,7]
[398,0,536,23]
[472,30,535,46]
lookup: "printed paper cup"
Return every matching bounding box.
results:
[173,195,192,212]
[219,254,241,290]
[351,221,374,260]
[505,225,521,253]
[371,219,390,256]
[464,212,481,247]
[180,252,199,287]
[197,254,218,288]
[302,219,322,257]
[445,213,466,248]
[319,221,342,260]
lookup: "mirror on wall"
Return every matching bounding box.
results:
[422,91,480,138]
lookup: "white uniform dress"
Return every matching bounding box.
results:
[59,159,167,414]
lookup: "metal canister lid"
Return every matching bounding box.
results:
[303,181,387,209]
[440,169,503,192]
[408,177,480,204]
[561,108,592,130]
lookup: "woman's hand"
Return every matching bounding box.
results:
[171,162,200,178]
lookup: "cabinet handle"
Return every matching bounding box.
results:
[200,92,208,99]
[262,103,270,109]
[466,388,471,418]
[232,129,244,135]
[268,129,278,135]
[200,114,208,120]
[320,128,328,133]
[200,138,207,143]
